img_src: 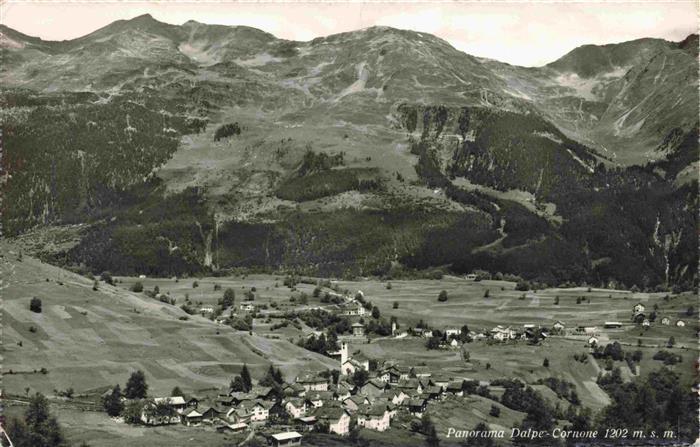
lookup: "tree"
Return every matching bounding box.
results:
[352,369,369,387]
[393,301,399,309]
[489,404,501,417]
[554,296,560,305]
[103,385,124,417]
[122,400,144,424]
[425,336,441,350]
[371,306,380,319]
[131,282,143,293]
[386,282,392,290]
[437,290,448,302]
[230,376,246,392]
[29,297,42,313]
[241,364,252,392]
[124,370,148,399]
[667,336,675,348]
[543,358,550,368]
[483,289,490,298]
[221,288,235,308]
[92,280,99,291]
[100,271,114,285]
[6,392,64,447]
[171,386,183,397]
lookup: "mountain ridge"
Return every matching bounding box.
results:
[1,15,697,289]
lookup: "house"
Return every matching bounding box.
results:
[186,397,199,408]
[577,326,597,334]
[285,398,307,418]
[342,395,370,412]
[283,383,307,397]
[676,320,686,327]
[153,396,187,413]
[552,321,566,332]
[633,303,646,314]
[200,406,222,423]
[250,400,272,422]
[352,322,365,337]
[296,374,328,392]
[270,431,303,447]
[395,378,423,394]
[588,336,599,347]
[407,397,428,417]
[227,407,252,424]
[217,422,248,433]
[357,405,391,432]
[424,385,443,400]
[181,407,204,426]
[359,379,387,399]
[445,328,461,338]
[642,319,650,327]
[334,383,352,401]
[140,400,181,425]
[199,306,214,314]
[295,416,317,432]
[305,391,334,409]
[450,338,460,348]
[343,303,366,316]
[490,325,516,341]
[240,303,255,312]
[604,322,623,329]
[661,317,671,325]
[465,274,477,280]
[445,381,464,396]
[422,330,434,338]
[314,407,351,436]
[387,365,410,383]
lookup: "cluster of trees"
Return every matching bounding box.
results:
[597,367,699,442]
[29,297,42,313]
[297,149,345,176]
[4,393,65,447]
[102,370,148,417]
[213,122,241,141]
[276,168,383,202]
[229,364,253,392]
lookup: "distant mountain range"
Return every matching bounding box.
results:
[2,15,697,289]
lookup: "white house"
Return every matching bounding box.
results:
[676,320,686,327]
[588,336,599,346]
[633,303,646,314]
[296,374,328,392]
[250,401,271,422]
[285,398,307,418]
[553,321,566,332]
[240,303,255,312]
[315,407,351,436]
[357,405,391,432]
[445,328,462,338]
[661,317,671,325]
[270,431,302,447]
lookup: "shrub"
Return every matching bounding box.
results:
[489,405,501,417]
[100,271,114,285]
[29,297,42,313]
[393,301,399,309]
[130,282,144,293]
[437,290,448,302]
[483,289,490,298]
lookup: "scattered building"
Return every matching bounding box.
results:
[270,431,303,447]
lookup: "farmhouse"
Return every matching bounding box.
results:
[357,405,391,432]
[445,381,464,396]
[490,326,516,341]
[270,431,303,447]
[181,407,204,426]
[552,321,566,332]
[250,400,272,422]
[314,407,351,436]
[465,274,477,280]
[642,319,650,327]
[240,303,255,312]
[343,303,366,316]
[153,396,187,413]
[676,320,686,327]
[661,317,671,325]
[296,374,328,392]
[588,336,599,346]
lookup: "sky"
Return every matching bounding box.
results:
[1,1,697,66]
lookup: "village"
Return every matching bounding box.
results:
[95,277,695,446]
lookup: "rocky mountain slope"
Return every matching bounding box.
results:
[1,15,697,289]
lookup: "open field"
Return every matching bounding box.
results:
[1,243,336,399]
